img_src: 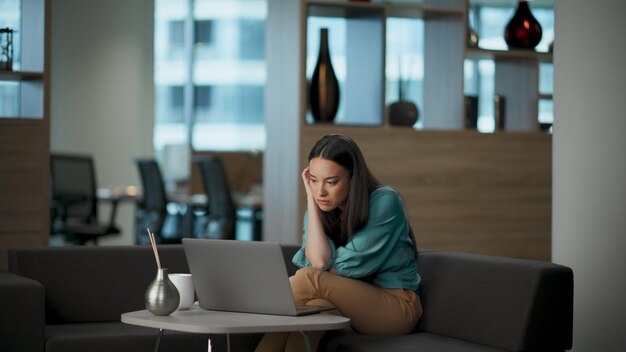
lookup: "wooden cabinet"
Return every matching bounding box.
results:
[0,0,50,270]
[265,0,552,260]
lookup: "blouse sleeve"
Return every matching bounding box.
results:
[333,189,408,278]
[291,210,337,270]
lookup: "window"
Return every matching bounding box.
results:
[240,19,264,60]
[195,20,213,46]
[194,85,211,110]
[154,0,267,182]
[169,20,184,47]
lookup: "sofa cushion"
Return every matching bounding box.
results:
[45,322,262,352]
[9,245,190,324]
[416,251,573,351]
[322,331,508,352]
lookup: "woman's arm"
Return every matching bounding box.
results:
[333,188,410,277]
[301,167,332,270]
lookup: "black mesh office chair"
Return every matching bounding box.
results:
[193,156,237,240]
[135,159,183,244]
[50,154,121,245]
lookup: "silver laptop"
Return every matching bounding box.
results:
[182,238,335,316]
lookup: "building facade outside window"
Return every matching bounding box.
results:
[154,0,266,184]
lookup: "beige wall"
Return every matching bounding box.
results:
[553,1,626,350]
[50,0,154,245]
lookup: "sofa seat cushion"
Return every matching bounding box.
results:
[45,322,262,352]
[323,332,509,352]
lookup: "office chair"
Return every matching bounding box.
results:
[193,156,237,240]
[49,154,121,245]
[135,159,184,244]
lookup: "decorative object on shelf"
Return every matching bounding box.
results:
[467,26,479,48]
[310,28,340,123]
[144,228,179,316]
[494,94,506,130]
[0,28,14,71]
[389,101,419,127]
[388,58,419,127]
[539,122,552,133]
[464,95,479,129]
[504,1,542,49]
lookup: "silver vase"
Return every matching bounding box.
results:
[145,268,180,316]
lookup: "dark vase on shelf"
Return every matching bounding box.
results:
[310,28,340,123]
[389,101,419,127]
[388,67,419,127]
[504,1,542,49]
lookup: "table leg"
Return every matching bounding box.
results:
[299,331,312,352]
[154,328,164,352]
[227,333,231,352]
[107,200,120,228]
[252,208,263,241]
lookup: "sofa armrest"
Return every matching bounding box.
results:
[417,251,573,351]
[0,272,45,352]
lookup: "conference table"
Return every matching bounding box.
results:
[97,186,263,240]
[121,307,351,352]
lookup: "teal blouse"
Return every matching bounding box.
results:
[292,186,421,292]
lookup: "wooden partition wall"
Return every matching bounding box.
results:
[0,120,50,271]
[187,127,551,261]
[300,126,552,261]
[189,150,263,195]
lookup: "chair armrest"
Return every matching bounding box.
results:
[0,273,45,352]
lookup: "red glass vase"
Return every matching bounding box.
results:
[504,1,542,49]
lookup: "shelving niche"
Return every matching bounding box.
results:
[303,0,552,130]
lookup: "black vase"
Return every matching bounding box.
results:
[389,101,419,127]
[310,28,340,123]
[504,1,542,49]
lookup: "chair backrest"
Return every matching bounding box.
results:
[135,159,167,213]
[50,153,98,222]
[194,156,236,239]
[195,156,236,217]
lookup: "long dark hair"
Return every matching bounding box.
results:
[308,134,380,246]
[308,134,418,258]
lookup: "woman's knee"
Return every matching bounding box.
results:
[290,267,326,302]
[291,267,321,286]
[294,267,319,277]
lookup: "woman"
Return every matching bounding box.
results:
[256,133,422,352]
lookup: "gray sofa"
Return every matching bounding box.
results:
[0,244,572,352]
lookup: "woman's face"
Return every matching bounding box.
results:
[308,157,350,212]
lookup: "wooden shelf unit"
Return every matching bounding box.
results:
[264,0,553,260]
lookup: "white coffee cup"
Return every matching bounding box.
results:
[169,273,194,310]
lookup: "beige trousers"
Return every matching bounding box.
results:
[255,267,422,352]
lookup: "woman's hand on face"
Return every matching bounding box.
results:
[302,167,313,199]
